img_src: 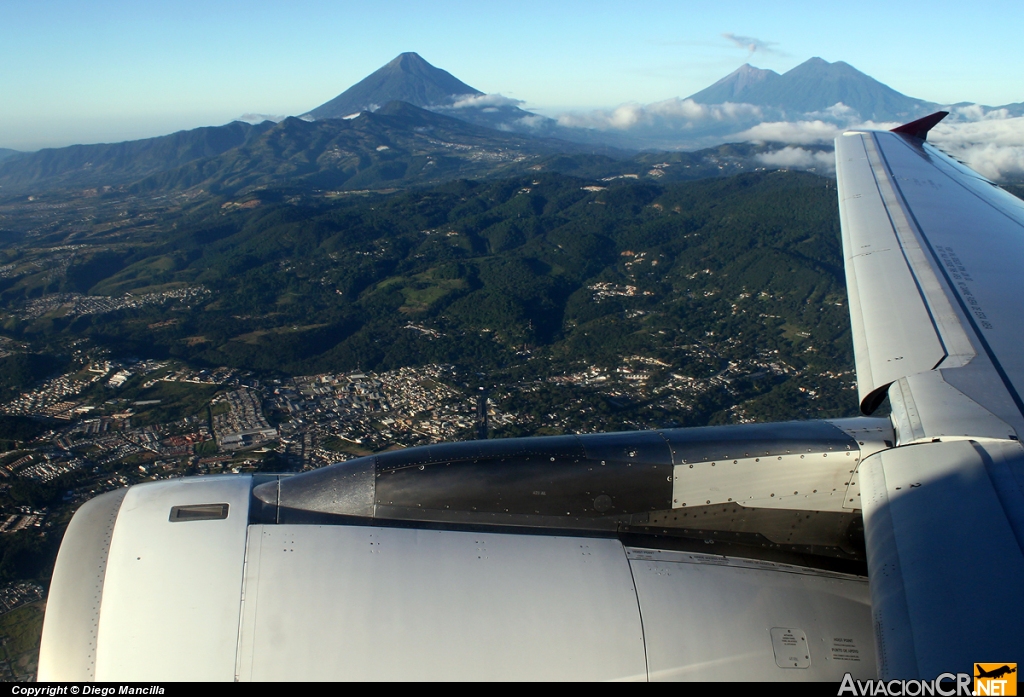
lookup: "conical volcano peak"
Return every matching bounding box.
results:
[387,52,433,71]
[392,52,422,63]
[687,63,780,103]
[305,53,482,120]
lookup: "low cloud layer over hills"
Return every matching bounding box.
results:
[300,54,1024,181]
[4,53,1022,190]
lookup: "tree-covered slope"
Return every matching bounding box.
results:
[0,169,857,424]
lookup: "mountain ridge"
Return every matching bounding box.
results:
[129,101,629,195]
[0,121,275,192]
[4,53,1020,195]
[688,64,781,104]
[688,57,935,120]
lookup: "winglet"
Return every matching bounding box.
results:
[891,111,949,140]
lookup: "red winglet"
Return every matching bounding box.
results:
[891,111,949,140]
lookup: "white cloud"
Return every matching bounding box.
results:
[930,115,1024,180]
[557,103,641,130]
[734,119,843,144]
[722,32,781,56]
[948,104,1012,122]
[732,112,903,145]
[515,114,549,129]
[736,109,1024,180]
[756,146,836,173]
[556,98,761,131]
[951,104,987,121]
[949,143,1024,180]
[545,91,1024,180]
[237,113,285,124]
[450,93,524,109]
[852,119,903,131]
[932,114,1024,146]
[804,102,859,121]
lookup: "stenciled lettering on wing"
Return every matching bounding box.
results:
[937,246,992,330]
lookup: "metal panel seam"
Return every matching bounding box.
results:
[233,523,254,682]
[87,489,127,681]
[972,441,1024,558]
[866,134,975,370]
[837,136,875,403]
[864,134,949,367]
[48,487,128,681]
[238,526,264,682]
[621,543,650,682]
[861,456,919,678]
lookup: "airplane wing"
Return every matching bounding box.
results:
[835,115,1024,677]
[36,114,1024,681]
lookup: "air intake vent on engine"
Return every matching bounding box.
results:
[169,503,229,522]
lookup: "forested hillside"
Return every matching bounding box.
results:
[0,169,856,429]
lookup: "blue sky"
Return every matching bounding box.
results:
[2,0,1022,150]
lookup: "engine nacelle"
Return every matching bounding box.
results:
[40,419,890,680]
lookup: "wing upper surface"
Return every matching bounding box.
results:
[836,128,1024,437]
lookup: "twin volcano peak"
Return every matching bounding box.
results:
[305,52,934,137]
[304,52,482,120]
[687,56,930,120]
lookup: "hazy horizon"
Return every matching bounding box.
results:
[2,0,1022,151]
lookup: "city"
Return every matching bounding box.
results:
[0,333,852,496]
